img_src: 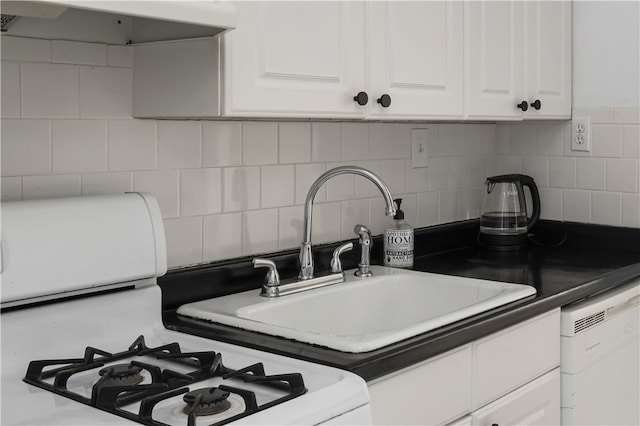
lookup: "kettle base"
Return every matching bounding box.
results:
[478,232,528,251]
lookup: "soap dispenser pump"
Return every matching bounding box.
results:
[383,198,414,268]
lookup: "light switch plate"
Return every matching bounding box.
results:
[411,128,429,168]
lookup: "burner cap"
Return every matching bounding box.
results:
[183,388,231,416]
[98,364,144,386]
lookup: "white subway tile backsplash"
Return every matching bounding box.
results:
[22,174,81,199]
[342,122,368,161]
[591,191,621,226]
[591,125,622,157]
[438,190,459,224]
[2,61,20,117]
[278,205,304,250]
[354,160,382,198]
[164,216,203,268]
[508,124,536,155]
[79,66,132,118]
[278,122,311,164]
[310,201,342,244]
[341,199,370,239]
[202,121,242,167]
[326,162,355,201]
[459,124,496,155]
[458,187,480,220]
[539,187,562,221]
[203,213,243,262]
[427,157,449,190]
[261,165,294,208]
[393,123,412,159]
[606,159,638,192]
[242,122,278,166]
[521,156,548,187]
[158,121,201,169]
[563,189,591,223]
[108,120,156,171]
[613,107,640,124]
[577,158,606,190]
[495,125,510,155]
[133,170,180,218]
[380,159,406,195]
[487,155,521,177]
[1,36,51,62]
[243,209,279,255]
[535,123,564,156]
[295,163,327,205]
[417,191,439,227]
[81,172,132,195]
[181,168,222,216]
[107,45,132,68]
[52,120,107,173]
[622,193,640,227]
[622,126,640,158]
[448,157,470,189]
[22,62,79,118]
[572,107,614,124]
[1,119,51,176]
[222,166,260,212]
[369,197,393,235]
[1,177,22,201]
[405,161,429,194]
[468,156,488,186]
[438,124,460,156]
[311,122,341,162]
[53,40,106,65]
[368,123,394,159]
[549,157,576,188]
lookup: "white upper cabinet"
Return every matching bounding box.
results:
[367,1,464,119]
[223,1,367,118]
[223,1,464,120]
[465,0,571,120]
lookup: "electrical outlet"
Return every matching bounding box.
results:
[411,128,429,168]
[571,117,591,152]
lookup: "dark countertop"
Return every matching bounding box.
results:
[160,220,640,382]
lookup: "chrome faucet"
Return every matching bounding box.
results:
[299,166,396,280]
[353,224,373,277]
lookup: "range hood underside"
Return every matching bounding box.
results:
[0,1,235,44]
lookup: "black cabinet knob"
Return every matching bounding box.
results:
[517,101,529,111]
[353,91,368,106]
[377,94,391,108]
[531,99,542,110]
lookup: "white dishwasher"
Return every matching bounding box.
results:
[560,278,640,425]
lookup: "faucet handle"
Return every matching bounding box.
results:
[330,242,353,273]
[253,258,280,287]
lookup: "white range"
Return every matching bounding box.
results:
[0,193,371,425]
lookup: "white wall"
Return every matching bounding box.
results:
[573,1,640,107]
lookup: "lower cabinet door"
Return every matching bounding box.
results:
[471,369,560,426]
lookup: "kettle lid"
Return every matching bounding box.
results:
[486,174,531,184]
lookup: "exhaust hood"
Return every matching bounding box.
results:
[0,1,236,44]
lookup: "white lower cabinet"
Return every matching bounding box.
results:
[470,369,560,426]
[368,309,561,425]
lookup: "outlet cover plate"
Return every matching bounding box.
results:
[571,117,591,152]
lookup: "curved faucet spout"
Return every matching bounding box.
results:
[299,165,396,280]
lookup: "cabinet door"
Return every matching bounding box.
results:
[465,0,524,120]
[472,369,561,426]
[223,1,366,118]
[523,0,571,119]
[367,1,464,119]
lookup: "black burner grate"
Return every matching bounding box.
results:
[24,335,306,426]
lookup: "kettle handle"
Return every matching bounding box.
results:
[520,175,541,229]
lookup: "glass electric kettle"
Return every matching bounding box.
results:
[479,174,541,250]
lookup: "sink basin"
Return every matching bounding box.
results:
[177,266,536,353]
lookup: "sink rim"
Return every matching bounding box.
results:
[176,266,537,353]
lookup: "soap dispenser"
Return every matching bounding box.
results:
[383,198,414,268]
